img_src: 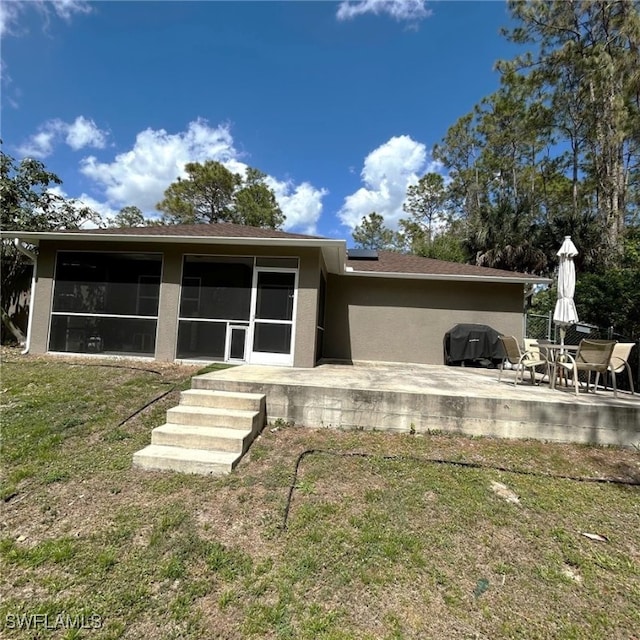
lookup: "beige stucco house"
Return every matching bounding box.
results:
[3,223,549,367]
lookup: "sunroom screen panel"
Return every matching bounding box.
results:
[179,257,253,320]
[52,252,161,316]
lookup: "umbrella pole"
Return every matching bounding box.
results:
[557,326,566,387]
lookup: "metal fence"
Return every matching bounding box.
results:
[524,312,639,392]
[524,313,554,341]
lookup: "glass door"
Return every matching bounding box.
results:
[249,269,297,365]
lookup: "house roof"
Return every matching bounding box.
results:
[62,222,324,241]
[345,250,550,283]
[2,223,551,284]
[3,223,346,274]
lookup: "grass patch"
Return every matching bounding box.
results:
[1,349,639,639]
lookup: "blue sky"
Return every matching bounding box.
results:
[1,0,521,239]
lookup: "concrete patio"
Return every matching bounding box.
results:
[193,361,640,447]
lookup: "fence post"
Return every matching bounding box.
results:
[547,311,552,341]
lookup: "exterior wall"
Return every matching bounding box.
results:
[29,245,56,355]
[315,254,329,364]
[293,249,322,368]
[29,240,526,368]
[29,240,322,367]
[156,245,182,361]
[323,274,525,365]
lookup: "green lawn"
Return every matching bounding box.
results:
[1,349,639,639]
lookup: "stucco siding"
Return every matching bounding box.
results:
[324,274,524,365]
[155,246,182,361]
[291,250,321,368]
[29,240,322,366]
[28,240,527,367]
[28,244,56,355]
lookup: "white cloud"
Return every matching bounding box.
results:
[80,120,237,213]
[18,116,108,158]
[18,128,60,158]
[268,179,328,235]
[79,119,327,233]
[65,116,107,150]
[338,134,442,231]
[0,1,21,37]
[0,0,92,37]
[51,0,93,22]
[336,0,431,23]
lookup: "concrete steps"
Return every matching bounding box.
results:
[167,406,261,430]
[152,424,254,453]
[132,445,240,475]
[133,388,266,476]
[180,389,265,410]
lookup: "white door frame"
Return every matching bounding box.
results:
[225,324,249,363]
[248,267,298,366]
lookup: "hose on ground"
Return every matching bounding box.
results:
[2,360,186,502]
[280,448,640,531]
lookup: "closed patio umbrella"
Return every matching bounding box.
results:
[553,236,579,347]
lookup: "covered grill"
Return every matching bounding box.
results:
[444,323,505,367]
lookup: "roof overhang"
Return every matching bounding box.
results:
[343,267,552,285]
[2,230,551,284]
[2,230,347,274]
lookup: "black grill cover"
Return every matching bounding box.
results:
[444,324,505,366]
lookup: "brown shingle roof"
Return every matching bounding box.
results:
[347,250,546,281]
[64,222,324,241]
[4,223,548,281]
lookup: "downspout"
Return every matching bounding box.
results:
[13,238,37,354]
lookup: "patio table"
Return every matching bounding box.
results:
[532,343,579,388]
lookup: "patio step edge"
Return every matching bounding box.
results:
[133,445,240,475]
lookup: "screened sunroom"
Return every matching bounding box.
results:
[2,223,346,367]
[175,255,299,365]
[49,251,162,356]
[46,249,303,365]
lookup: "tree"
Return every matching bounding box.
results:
[424,227,468,263]
[465,198,548,274]
[390,172,468,262]
[531,224,640,338]
[1,147,98,343]
[401,173,448,243]
[435,1,640,276]
[501,0,640,264]
[352,212,396,250]
[157,161,239,224]
[1,153,96,232]
[433,113,483,219]
[108,205,146,228]
[156,161,285,229]
[233,168,284,229]
[575,224,640,338]
[397,172,449,254]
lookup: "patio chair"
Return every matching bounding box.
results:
[498,336,550,386]
[524,339,552,383]
[552,339,617,397]
[523,338,541,356]
[596,342,635,395]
